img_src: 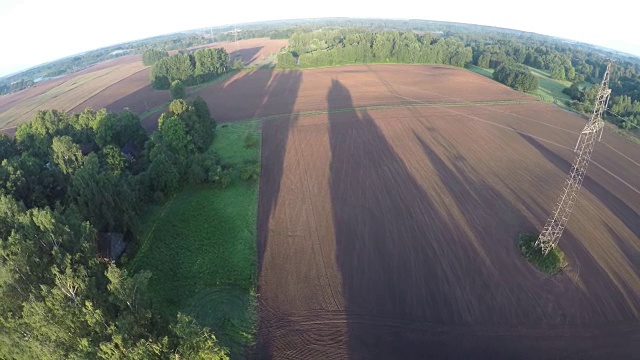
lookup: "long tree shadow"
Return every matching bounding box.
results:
[519,133,640,239]
[254,70,302,358]
[327,80,548,358]
[228,46,263,65]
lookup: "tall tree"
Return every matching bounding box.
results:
[51,136,84,175]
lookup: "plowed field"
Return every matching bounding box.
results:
[0,56,144,130]
[234,65,640,358]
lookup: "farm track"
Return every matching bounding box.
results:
[250,65,640,358]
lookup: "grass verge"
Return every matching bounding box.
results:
[527,66,573,109]
[128,121,261,357]
[518,233,566,274]
[466,64,494,79]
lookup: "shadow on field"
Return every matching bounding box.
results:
[107,83,169,116]
[328,79,451,357]
[326,79,543,358]
[194,69,301,123]
[254,70,302,358]
[519,133,640,239]
[520,133,640,318]
[228,46,263,65]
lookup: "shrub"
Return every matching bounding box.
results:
[208,166,232,189]
[239,162,260,182]
[170,80,186,100]
[518,233,565,274]
[243,131,259,148]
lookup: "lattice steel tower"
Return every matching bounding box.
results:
[536,63,612,255]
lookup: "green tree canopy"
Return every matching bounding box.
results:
[170,80,186,100]
[142,48,169,66]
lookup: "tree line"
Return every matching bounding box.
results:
[150,48,230,90]
[0,78,35,95]
[276,26,640,130]
[0,98,233,358]
[278,29,472,69]
[464,33,640,129]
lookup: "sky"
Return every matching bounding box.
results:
[0,0,638,77]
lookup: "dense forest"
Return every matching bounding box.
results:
[150,48,230,90]
[0,99,236,358]
[0,34,212,95]
[277,29,472,68]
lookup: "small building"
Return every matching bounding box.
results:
[96,232,126,261]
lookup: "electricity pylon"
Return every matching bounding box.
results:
[535,63,612,255]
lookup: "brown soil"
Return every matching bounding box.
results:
[252,65,640,358]
[0,59,144,130]
[70,67,170,116]
[0,54,141,115]
[192,65,532,126]
[188,37,288,64]
[0,40,286,133]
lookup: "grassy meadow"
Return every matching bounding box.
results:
[128,121,261,356]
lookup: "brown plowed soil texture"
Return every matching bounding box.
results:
[0,56,145,130]
[70,67,170,116]
[0,55,141,115]
[254,65,640,358]
[188,37,288,64]
[193,65,532,125]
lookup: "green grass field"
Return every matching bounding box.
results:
[128,121,261,356]
[466,64,494,79]
[527,66,573,106]
[467,64,577,110]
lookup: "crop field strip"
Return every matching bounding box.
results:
[0,60,145,129]
[252,65,640,358]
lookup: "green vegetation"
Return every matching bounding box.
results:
[466,64,494,78]
[170,80,186,100]
[493,63,538,92]
[129,120,260,356]
[278,29,472,69]
[0,98,233,358]
[151,48,230,90]
[528,66,573,105]
[469,64,583,111]
[518,233,566,274]
[142,48,169,66]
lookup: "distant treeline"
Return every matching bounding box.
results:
[0,97,232,358]
[463,33,640,129]
[0,78,34,95]
[0,35,212,96]
[142,49,169,66]
[267,20,640,130]
[214,27,295,41]
[150,48,230,90]
[277,29,472,68]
